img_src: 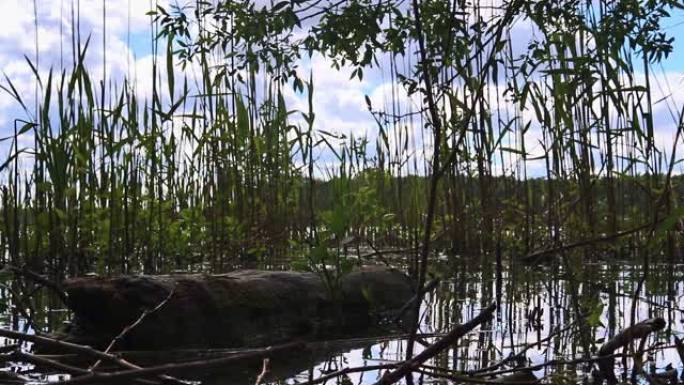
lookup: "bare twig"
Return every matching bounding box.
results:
[90,285,176,370]
[376,303,497,385]
[392,278,440,324]
[25,332,448,367]
[4,264,68,305]
[418,343,682,382]
[56,341,304,385]
[416,368,539,384]
[521,221,659,262]
[254,358,270,385]
[9,350,90,376]
[296,364,398,385]
[7,350,162,384]
[596,318,666,385]
[0,328,187,385]
[469,322,577,376]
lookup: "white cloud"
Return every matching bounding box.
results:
[0,0,683,180]
[0,0,160,121]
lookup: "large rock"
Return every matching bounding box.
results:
[60,266,414,350]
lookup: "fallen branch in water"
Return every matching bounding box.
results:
[596,318,666,385]
[3,264,68,305]
[392,278,440,323]
[0,328,187,385]
[29,332,448,366]
[254,358,270,385]
[469,322,577,376]
[0,368,30,384]
[643,364,677,385]
[522,221,658,262]
[9,350,90,376]
[5,350,162,385]
[416,367,539,384]
[56,341,304,385]
[90,285,176,370]
[296,364,398,385]
[607,291,684,314]
[470,343,681,379]
[375,303,497,385]
[414,342,682,384]
[387,278,440,348]
[359,247,419,261]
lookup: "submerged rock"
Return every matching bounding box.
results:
[60,266,414,350]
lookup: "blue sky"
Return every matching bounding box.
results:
[1,1,683,177]
[662,9,684,71]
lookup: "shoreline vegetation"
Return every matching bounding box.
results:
[0,1,681,279]
[0,0,683,383]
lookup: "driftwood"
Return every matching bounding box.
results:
[596,317,666,384]
[9,350,91,376]
[4,264,68,305]
[55,341,304,385]
[493,369,539,384]
[59,266,413,350]
[297,364,398,385]
[0,328,187,385]
[0,369,30,384]
[521,221,658,263]
[469,322,577,376]
[392,278,440,323]
[4,350,161,385]
[19,332,443,384]
[90,285,176,371]
[376,303,497,385]
[416,368,538,384]
[242,304,495,385]
[253,358,270,385]
[2,267,410,384]
[29,331,447,370]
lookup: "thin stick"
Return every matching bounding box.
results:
[25,332,449,368]
[468,322,577,375]
[376,303,497,385]
[597,317,666,385]
[56,341,304,385]
[392,278,440,323]
[462,346,680,379]
[0,329,186,385]
[90,285,176,370]
[4,265,68,305]
[416,368,539,384]
[11,350,165,385]
[296,364,398,385]
[254,358,270,385]
[10,350,88,376]
[521,221,658,262]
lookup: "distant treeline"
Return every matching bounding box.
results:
[2,165,681,278]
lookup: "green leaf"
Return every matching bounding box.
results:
[272,1,289,12]
[586,301,604,328]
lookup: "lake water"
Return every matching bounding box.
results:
[2,256,683,384]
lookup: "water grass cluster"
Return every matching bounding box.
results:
[0,0,682,284]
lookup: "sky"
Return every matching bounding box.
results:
[1,0,683,177]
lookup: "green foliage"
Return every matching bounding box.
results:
[1,0,683,283]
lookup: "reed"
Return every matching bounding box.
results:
[0,0,682,290]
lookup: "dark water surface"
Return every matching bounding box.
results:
[3,257,684,384]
